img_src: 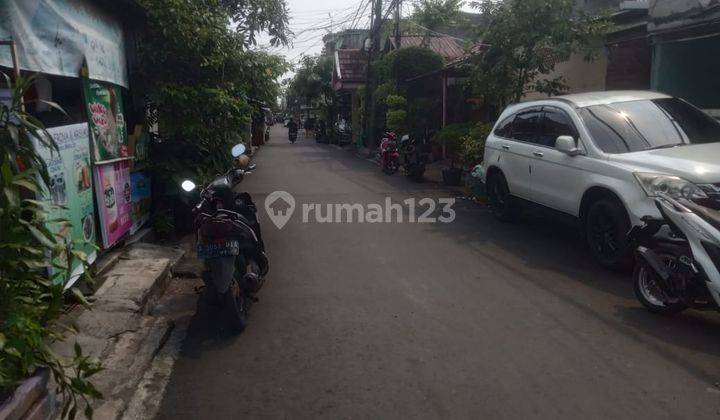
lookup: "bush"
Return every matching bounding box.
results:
[1,75,101,418]
[386,110,407,133]
[460,123,493,166]
[432,122,475,152]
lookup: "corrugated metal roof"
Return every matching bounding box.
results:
[389,36,466,61]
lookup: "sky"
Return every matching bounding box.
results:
[257,0,377,72]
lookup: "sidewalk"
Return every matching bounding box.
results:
[52,242,189,419]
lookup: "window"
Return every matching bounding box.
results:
[493,115,514,138]
[579,98,720,154]
[542,108,577,148]
[511,108,543,143]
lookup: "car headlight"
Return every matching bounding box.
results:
[634,172,708,200]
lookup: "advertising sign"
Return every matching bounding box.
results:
[94,160,132,248]
[0,0,129,87]
[34,123,97,288]
[83,79,128,162]
[130,172,151,234]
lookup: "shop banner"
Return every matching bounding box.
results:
[0,0,128,87]
[94,160,132,248]
[130,172,151,234]
[83,79,128,162]
[34,123,97,288]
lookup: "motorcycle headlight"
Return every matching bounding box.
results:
[634,172,708,200]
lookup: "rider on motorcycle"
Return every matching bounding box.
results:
[287,118,298,140]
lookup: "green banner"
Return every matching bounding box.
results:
[35,123,98,288]
[82,79,128,162]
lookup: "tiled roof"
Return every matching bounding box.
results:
[335,49,367,83]
[389,36,466,61]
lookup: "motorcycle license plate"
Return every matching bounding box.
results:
[197,240,240,259]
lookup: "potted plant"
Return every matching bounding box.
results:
[432,123,474,186]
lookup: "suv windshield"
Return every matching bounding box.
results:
[579,98,720,153]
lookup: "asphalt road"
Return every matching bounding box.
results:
[156,127,720,419]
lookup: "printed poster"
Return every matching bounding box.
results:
[34,123,97,289]
[130,172,151,234]
[94,160,132,248]
[83,79,128,162]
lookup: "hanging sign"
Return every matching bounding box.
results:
[82,78,129,162]
[94,160,132,248]
[0,0,129,87]
[34,123,97,288]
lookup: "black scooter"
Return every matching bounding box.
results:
[399,135,428,182]
[181,144,269,332]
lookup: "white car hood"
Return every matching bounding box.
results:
[609,143,720,183]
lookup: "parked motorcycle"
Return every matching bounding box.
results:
[399,134,428,182]
[377,131,400,175]
[181,143,269,332]
[630,193,720,315]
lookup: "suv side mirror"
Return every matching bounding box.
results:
[555,135,582,156]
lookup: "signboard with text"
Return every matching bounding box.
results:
[130,172,151,234]
[94,160,132,248]
[34,123,97,288]
[83,79,128,163]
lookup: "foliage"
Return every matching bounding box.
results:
[286,55,335,115]
[410,0,463,41]
[459,123,493,166]
[0,75,102,418]
[469,0,610,110]
[432,122,475,149]
[373,48,444,139]
[384,94,407,133]
[137,0,289,187]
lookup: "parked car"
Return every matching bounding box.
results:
[483,91,720,269]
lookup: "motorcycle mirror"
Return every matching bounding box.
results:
[231,143,246,158]
[181,180,197,192]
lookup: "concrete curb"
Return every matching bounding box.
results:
[51,242,185,420]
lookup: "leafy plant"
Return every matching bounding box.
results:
[469,0,611,111]
[459,122,492,166]
[0,74,102,418]
[137,0,289,188]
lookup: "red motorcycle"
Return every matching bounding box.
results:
[377,131,400,175]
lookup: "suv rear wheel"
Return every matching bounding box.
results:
[487,172,517,222]
[585,198,633,270]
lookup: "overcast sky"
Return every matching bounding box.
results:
[257,0,376,74]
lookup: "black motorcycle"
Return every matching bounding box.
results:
[289,130,298,143]
[399,134,428,182]
[181,144,269,332]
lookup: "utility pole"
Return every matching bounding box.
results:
[394,0,401,49]
[362,0,383,150]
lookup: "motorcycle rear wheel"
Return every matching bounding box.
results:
[222,280,248,332]
[383,158,399,175]
[633,254,687,315]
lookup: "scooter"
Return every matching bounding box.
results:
[289,130,298,143]
[181,143,269,332]
[377,131,399,175]
[630,193,720,314]
[399,134,428,182]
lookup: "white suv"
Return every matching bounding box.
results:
[483,91,720,268]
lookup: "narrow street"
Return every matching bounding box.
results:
[156,126,720,419]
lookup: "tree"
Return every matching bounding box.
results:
[410,0,463,42]
[137,0,289,186]
[286,55,335,119]
[469,0,610,110]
